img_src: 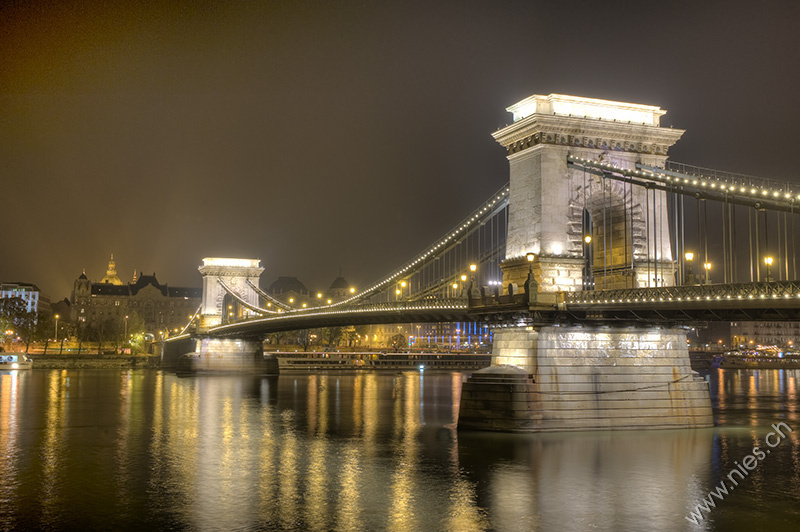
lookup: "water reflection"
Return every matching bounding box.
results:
[0,368,799,530]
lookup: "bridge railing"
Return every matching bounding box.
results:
[565,281,800,306]
[226,298,470,323]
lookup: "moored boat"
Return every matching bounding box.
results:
[0,353,33,370]
[275,351,491,371]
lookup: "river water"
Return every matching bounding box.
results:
[0,368,798,531]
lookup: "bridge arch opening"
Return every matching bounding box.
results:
[570,165,675,290]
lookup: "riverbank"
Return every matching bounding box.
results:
[26,353,161,369]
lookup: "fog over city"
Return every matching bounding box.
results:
[2,0,799,299]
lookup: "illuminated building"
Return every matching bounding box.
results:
[71,255,201,336]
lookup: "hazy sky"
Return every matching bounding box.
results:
[2,0,799,300]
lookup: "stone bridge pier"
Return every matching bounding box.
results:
[458,94,712,432]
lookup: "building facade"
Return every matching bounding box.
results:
[71,256,201,337]
[730,321,800,350]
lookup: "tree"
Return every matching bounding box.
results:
[75,320,91,354]
[389,333,407,353]
[343,326,357,347]
[90,317,118,354]
[269,330,288,346]
[0,297,25,335]
[125,313,146,354]
[297,329,312,352]
[324,326,343,347]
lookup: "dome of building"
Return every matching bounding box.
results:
[329,276,349,291]
[99,254,123,285]
[267,276,309,296]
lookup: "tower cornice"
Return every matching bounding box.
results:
[493,114,685,157]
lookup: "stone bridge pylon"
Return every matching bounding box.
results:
[163,257,277,374]
[198,257,264,330]
[458,93,713,433]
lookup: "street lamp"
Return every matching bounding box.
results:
[764,256,774,282]
[526,252,535,273]
[124,315,129,341]
[684,252,695,284]
[54,314,59,341]
[584,235,592,244]
[703,262,712,284]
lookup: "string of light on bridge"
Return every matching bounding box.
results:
[568,156,800,205]
[264,184,510,313]
[208,301,469,334]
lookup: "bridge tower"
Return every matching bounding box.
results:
[198,257,264,329]
[493,93,684,292]
[458,94,712,432]
[163,257,277,374]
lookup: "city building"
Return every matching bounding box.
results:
[71,255,202,337]
[730,321,800,350]
[0,282,50,315]
[266,276,312,308]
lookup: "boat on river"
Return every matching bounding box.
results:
[0,353,33,370]
[275,351,491,371]
[710,351,800,370]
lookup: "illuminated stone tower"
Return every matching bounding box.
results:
[197,257,264,329]
[458,94,712,433]
[492,94,684,292]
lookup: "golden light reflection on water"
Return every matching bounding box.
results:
[0,372,20,501]
[4,369,800,530]
[41,370,68,523]
[305,375,329,532]
[278,409,300,529]
[388,373,421,532]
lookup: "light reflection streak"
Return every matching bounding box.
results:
[114,371,132,506]
[336,446,362,532]
[0,372,20,509]
[748,373,758,425]
[278,410,299,529]
[305,375,329,532]
[388,373,420,532]
[41,370,68,524]
[257,401,277,524]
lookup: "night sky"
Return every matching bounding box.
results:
[3,0,799,301]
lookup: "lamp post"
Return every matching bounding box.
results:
[54,314,59,341]
[703,262,712,284]
[583,235,592,289]
[764,256,774,282]
[124,315,129,343]
[684,252,695,285]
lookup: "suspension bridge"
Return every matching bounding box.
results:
[165,93,800,432]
